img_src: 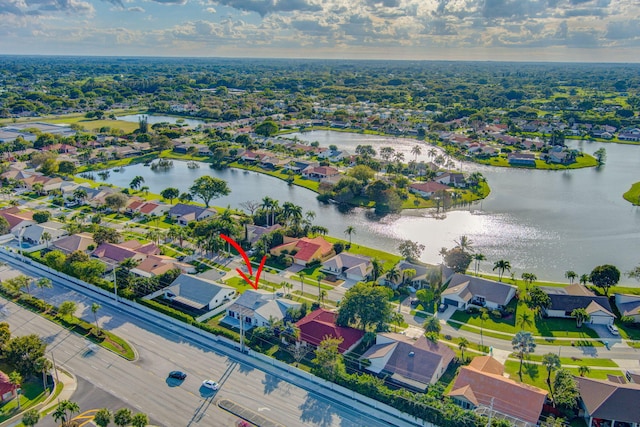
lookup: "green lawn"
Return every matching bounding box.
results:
[229,161,320,192]
[519,354,618,368]
[477,153,598,170]
[504,360,623,390]
[622,182,640,205]
[0,364,50,423]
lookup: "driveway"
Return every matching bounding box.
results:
[590,323,627,347]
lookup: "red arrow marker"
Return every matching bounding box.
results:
[219,234,265,290]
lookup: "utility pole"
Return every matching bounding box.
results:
[239,313,245,354]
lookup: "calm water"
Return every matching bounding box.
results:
[93,132,640,285]
[117,114,207,127]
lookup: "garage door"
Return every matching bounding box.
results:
[443,298,459,308]
[590,315,612,325]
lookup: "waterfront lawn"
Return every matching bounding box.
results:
[229,161,320,192]
[476,153,597,170]
[623,181,640,205]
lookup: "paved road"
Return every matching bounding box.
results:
[0,254,420,427]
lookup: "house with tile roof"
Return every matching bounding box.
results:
[52,232,95,254]
[321,252,373,281]
[295,308,364,354]
[408,181,450,198]
[0,207,35,236]
[615,293,640,322]
[301,165,340,180]
[448,356,547,427]
[167,203,216,226]
[223,290,302,330]
[440,272,517,311]
[163,274,235,311]
[575,376,640,427]
[360,333,455,391]
[270,236,334,266]
[542,285,615,325]
[131,254,195,278]
[91,240,160,265]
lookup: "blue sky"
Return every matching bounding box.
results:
[1,0,639,61]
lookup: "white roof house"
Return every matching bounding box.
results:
[164,274,235,311]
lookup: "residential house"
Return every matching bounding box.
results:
[136,201,170,217]
[434,172,466,188]
[163,274,235,311]
[91,240,160,265]
[167,204,216,226]
[301,166,340,180]
[360,333,455,391]
[0,371,17,403]
[284,160,317,174]
[448,356,547,426]
[615,294,640,322]
[173,143,211,156]
[381,260,431,289]
[542,285,615,325]
[317,149,350,162]
[0,207,35,236]
[575,376,640,427]
[321,252,373,281]
[295,308,364,353]
[408,181,450,199]
[131,255,196,278]
[440,271,517,311]
[245,224,282,245]
[270,236,334,266]
[52,232,95,254]
[224,290,302,330]
[21,221,68,246]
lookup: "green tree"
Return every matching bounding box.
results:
[58,301,77,319]
[521,272,537,289]
[316,273,325,300]
[131,413,149,427]
[52,400,80,426]
[160,187,180,204]
[114,408,133,427]
[589,264,620,296]
[579,273,590,285]
[22,408,40,427]
[337,282,392,331]
[553,369,579,415]
[397,240,425,261]
[0,216,9,234]
[189,176,230,207]
[571,307,590,328]
[93,408,112,427]
[512,331,536,380]
[479,308,489,348]
[8,371,22,409]
[57,160,77,175]
[565,270,577,284]
[542,352,561,398]
[93,227,121,245]
[104,193,129,213]
[516,312,533,330]
[0,322,11,349]
[129,175,145,190]
[423,316,441,340]
[344,226,356,246]
[472,253,486,276]
[348,165,375,184]
[493,259,511,281]
[91,303,101,331]
[444,247,472,273]
[33,211,51,224]
[312,336,345,381]
[458,337,469,362]
[4,334,46,376]
[593,148,606,165]
[526,286,551,318]
[390,312,404,332]
[578,365,591,377]
[4,275,31,295]
[255,120,279,137]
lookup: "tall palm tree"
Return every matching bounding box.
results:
[493,259,511,281]
[316,273,325,300]
[423,316,441,336]
[35,277,52,294]
[386,266,401,287]
[512,331,536,380]
[454,235,474,252]
[473,253,486,276]
[458,337,469,362]
[579,274,590,285]
[411,145,422,162]
[479,308,489,348]
[298,273,305,298]
[91,303,101,331]
[542,353,561,398]
[402,268,416,285]
[571,308,590,328]
[428,147,437,160]
[565,270,577,284]
[8,371,22,409]
[344,226,356,246]
[391,312,404,332]
[370,258,383,281]
[319,289,327,307]
[260,196,275,226]
[41,231,52,248]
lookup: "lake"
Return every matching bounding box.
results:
[117,114,207,128]
[93,131,640,285]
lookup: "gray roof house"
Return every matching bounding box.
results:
[164,274,235,311]
[360,332,455,391]
[576,376,640,427]
[321,252,373,281]
[440,272,517,311]
[21,221,68,246]
[380,260,431,289]
[167,203,216,226]
[223,290,302,330]
[542,285,615,325]
[615,294,640,322]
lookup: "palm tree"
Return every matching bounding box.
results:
[344,226,356,247]
[386,265,401,287]
[319,289,327,307]
[316,273,325,300]
[41,231,52,248]
[402,268,417,285]
[578,365,591,377]
[131,413,149,427]
[521,272,537,290]
[53,400,80,426]
[298,273,305,298]
[565,270,577,284]
[35,277,52,294]
[479,308,489,348]
[542,353,561,396]
[493,259,511,281]
[21,409,40,427]
[473,253,486,276]
[91,303,101,331]
[370,258,383,281]
[260,196,276,226]
[454,235,474,252]
[458,337,469,362]
[579,274,590,285]
[517,312,533,331]
[438,247,448,262]
[423,316,441,340]
[8,371,22,409]
[512,331,536,380]
[114,408,132,427]
[411,144,422,162]
[391,312,404,332]
[35,357,52,390]
[93,408,112,427]
[571,308,590,328]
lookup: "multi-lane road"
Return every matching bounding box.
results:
[0,253,421,427]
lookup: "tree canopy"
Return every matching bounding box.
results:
[336,282,392,331]
[189,176,231,207]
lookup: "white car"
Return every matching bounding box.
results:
[607,324,619,335]
[202,380,220,390]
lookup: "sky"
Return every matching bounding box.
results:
[1,0,640,61]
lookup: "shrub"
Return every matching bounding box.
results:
[491,310,502,318]
[137,299,195,324]
[466,306,479,314]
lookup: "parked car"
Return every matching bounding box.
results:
[169,371,187,380]
[202,380,219,390]
[607,324,619,335]
[410,299,419,307]
[438,303,447,313]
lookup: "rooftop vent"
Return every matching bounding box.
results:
[409,351,415,357]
